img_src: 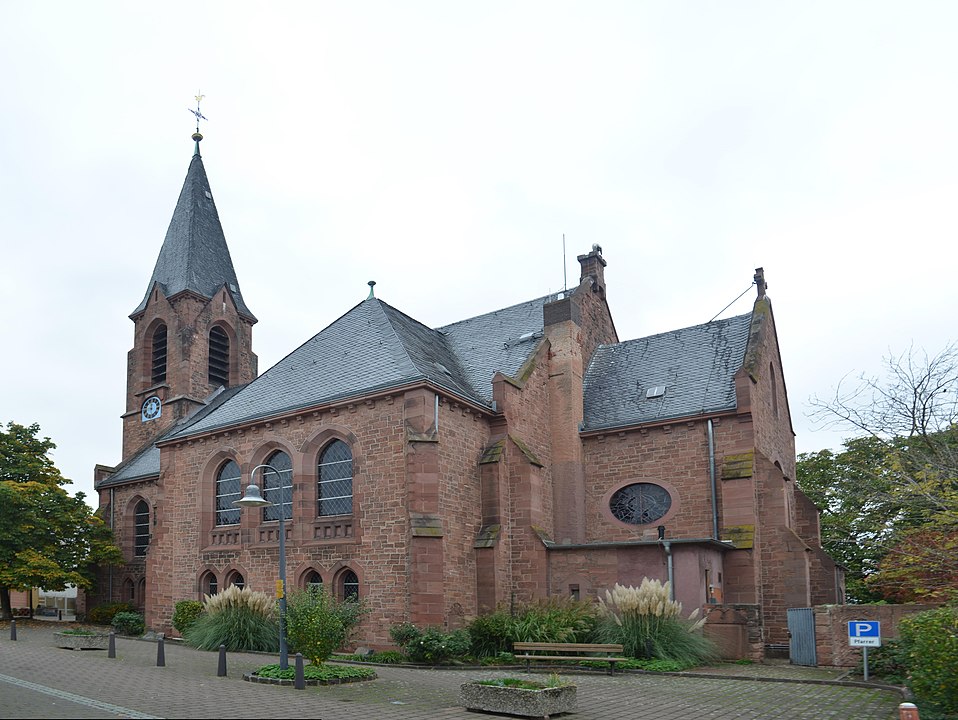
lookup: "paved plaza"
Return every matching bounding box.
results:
[0,622,903,719]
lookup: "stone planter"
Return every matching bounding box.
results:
[458,681,577,718]
[54,631,109,651]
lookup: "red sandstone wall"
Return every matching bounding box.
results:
[814,603,939,666]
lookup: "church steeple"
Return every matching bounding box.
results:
[122,127,258,460]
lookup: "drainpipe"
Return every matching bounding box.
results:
[434,393,439,433]
[109,488,115,604]
[657,525,675,601]
[707,419,719,540]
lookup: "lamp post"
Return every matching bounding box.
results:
[234,463,290,669]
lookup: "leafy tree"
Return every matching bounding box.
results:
[285,586,366,664]
[802,344,958,602]
[0,422,122,619]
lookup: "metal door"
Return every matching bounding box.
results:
[787,607,817,666]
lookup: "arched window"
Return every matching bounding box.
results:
[208,326,230,387]
[305,571,323,590]
[341,570,359,601]
[215,460,242,526]
[201,571,218,597]
[133,500,150,557]
[151,324,168,385]
[227,572,245,590]
[262,451,293,522]
[123,578,135,602]
[317,440,352,516]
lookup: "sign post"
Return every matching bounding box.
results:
[848,621,881,681]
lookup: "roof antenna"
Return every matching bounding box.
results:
[188,91,208,155]
[367,280,376,299]
[562,233,567,294]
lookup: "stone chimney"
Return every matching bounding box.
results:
[577,244,606,296]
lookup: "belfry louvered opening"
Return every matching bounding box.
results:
[208,326,230,386]
[151,325,168,385]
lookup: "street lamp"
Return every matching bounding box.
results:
[234,463,290,669]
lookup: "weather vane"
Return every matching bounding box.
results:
[188,91,208,133]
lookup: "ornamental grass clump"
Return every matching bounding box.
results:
[595,579,715,665]
[183,585,279,652]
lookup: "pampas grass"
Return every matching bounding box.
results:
[183,585,279,652]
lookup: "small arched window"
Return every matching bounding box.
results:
[208,326,230,387]
[341,570,359,601]
[215,460,242,526]
[124,578,135,602]
[263,451,293,522]
[151,324,168,385]
[318,440,353,516]
[227,572,245,590]
[305,571,323,590]
[202,571,218,597]
[133,500,150,557]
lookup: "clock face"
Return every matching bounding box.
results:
[141,396,162,422]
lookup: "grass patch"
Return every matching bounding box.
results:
[253,663,376,681]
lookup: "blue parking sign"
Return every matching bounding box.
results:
[848,620,881,647]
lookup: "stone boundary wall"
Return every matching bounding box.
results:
[813,603,939,667]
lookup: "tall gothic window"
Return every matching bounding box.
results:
[151,324,168,385]
[263,451,293,522]
[215,460,242,526]
[208,326,230,386]
[133,500,150,557]
[317,440,352,516]
[341,569,359,601]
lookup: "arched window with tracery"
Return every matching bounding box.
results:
[262,451,292,522]
[317,440,352,516]
[215,460,242,526]
[133,500,150,557]
[151,324,167,385]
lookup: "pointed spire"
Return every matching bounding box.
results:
[131,139,255,321]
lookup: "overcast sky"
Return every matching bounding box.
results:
[1,2,956,507]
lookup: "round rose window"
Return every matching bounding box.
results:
[609,483,672,525]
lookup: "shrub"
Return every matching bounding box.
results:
[389,623,472,664]
[594,579,716,665]
[112,611,145,636]
[855,638,909,685]
[285,587,366,665]
[183,585,278,652]
[172,600,205,635]
[509,597,598,644]
[898,607,958,716]
[468,609,514,658]
[254,662,376,682]
[88,602,135,625]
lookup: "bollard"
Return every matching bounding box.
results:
[217,644,227,677]
[899,703,920,720]
[58,609,62,621]
[108,632,116,658]
[156,634,166,667]
[294,653,305,690]
[10,619,16,641]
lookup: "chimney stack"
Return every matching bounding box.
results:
[577,244,607,296]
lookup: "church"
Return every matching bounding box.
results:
[90,131,843,658]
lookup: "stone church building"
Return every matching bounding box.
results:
[91,134,842,657]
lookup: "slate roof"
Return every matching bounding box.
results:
[582,312,752,431]
[131,149,254,319]
[167,293,561,440]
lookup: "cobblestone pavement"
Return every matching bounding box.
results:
[0,622,903,720]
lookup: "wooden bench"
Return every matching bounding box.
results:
[513,642,627,675]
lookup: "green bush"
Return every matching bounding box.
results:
[856,638,909,685]
[285,587,366,665]
[509,597,598,644]
[111,611,145,636]
[88,602,135,625]
[468,609,514,658]
[172,600,205,635]
[183,585,279,652]
[898,607,958,716]
[389,623,471,664]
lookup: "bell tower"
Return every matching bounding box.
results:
[122,126,257,459]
